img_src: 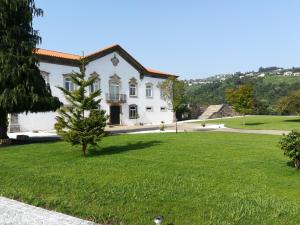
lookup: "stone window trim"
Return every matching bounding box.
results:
[62,73,76,92]
[109,73,121,83]
[129,104,138,119]
[89,72,101,93]
[129,77,138,97]
[145,83,153,98]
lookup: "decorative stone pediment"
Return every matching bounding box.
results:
[145,82,153,86]
[110,73,121,83]
[129,77,137,84]
[111,54,119,67]
[90,71,99,77]
[90,72,100,80]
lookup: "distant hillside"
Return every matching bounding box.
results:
[186,66,300,85]
[185,67,300,117]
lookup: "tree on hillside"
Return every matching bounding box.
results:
[0,0,61,142]
[55,60,108,156]
[277,90,300,115]
[159,77,186,133]
[225,84,255,125]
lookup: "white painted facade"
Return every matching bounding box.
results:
[12,46,175,132]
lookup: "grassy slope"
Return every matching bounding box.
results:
[263,75,300,84]
[1,132,300,225]
[205,115,300,130]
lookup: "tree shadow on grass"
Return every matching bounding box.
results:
[286,161,296,168]
[283,119,300,123]
[88,140,163,157]
[244,122,266,126]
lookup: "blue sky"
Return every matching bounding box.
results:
[34,0,300,79]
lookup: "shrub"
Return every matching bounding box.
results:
[279,130,300,169]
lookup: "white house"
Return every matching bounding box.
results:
[8,45,177,132]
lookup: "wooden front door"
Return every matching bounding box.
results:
[110,105,120,125]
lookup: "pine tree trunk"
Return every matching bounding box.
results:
[294,159,300,169]
[0,111,9,140]
[82,143,87,156]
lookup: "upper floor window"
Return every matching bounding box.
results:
[129,84,137,96]
[129,77,138,97]
[63,75,75,92]
[146,83,153,98]
[89,72,100,93]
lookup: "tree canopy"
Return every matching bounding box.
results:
[159,77,186,132]
[55,61,107,156]
[225,84,255,115]
[0,0,61,139]
[277,90,300,115]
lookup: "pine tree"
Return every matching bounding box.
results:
[0,0,61,141]
[55,60,107,156]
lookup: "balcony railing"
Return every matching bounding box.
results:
[105,93,127,103]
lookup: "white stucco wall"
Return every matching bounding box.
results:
[16,51,174,132]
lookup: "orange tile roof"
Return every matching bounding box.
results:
[35,48,81,60]
[35,45,177,77]
[146,68,176,77]
[85,44,119,58]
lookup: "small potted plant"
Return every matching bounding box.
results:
[160,121,165,131]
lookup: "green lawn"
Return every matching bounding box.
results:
[1,132,300,225]
[203,115,300,130]
[263,75,300,84]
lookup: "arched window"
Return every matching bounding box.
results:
[89,72,100,93]
[109,74,121,100]
[129,104,138,119]
[129,77,137,97]
[63,74,75,92]
[146,83,153,98]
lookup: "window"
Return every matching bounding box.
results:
[41,71,50,85]
[146,83,153,98]
[146,106,153,112]
[89,74,100,93]
[64,76,75,92]
[160,106,167,112]
[129,83,137,97]
[129,105,138,119]
[129,77,138,97]
[109,81,120,100]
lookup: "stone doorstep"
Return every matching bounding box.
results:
[0,197,100,225]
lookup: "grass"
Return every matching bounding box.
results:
[202,115,300,131]
[263,75,300,85]
[1,132,300,224]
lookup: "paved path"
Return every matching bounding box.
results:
[0,197,99,225]
[213,128,289,135]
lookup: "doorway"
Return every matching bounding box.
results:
[110,105,120,125]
